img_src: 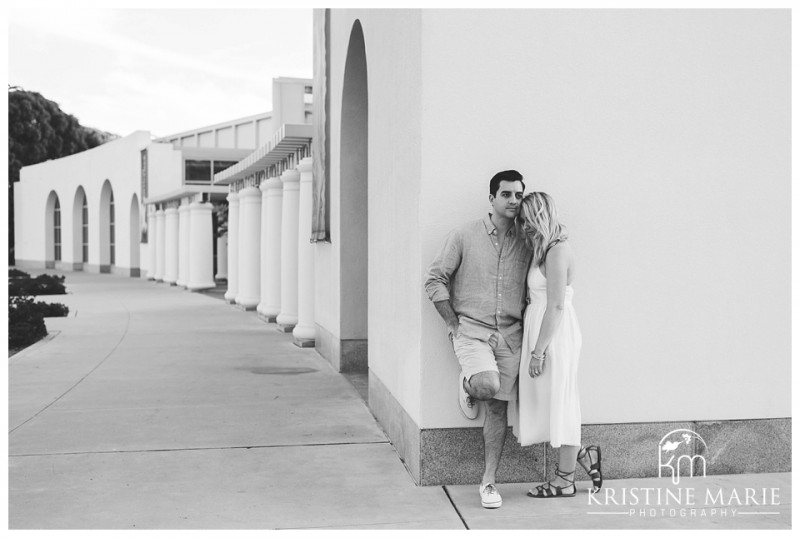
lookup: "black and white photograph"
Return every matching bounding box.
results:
[6,1,793,531]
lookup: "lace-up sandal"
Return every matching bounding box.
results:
[577,445,603,493]
[527,466,576,498]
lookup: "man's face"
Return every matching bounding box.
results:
[489,180,524,220]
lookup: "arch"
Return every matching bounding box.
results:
[99,179,114,272]
[339,19,369,371]
[44,190,61,268]
[130,193,141,276]
[72,186,88,267]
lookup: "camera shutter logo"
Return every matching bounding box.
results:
[658,429,708,485]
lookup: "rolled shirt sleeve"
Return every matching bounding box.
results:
[424,229,462,303]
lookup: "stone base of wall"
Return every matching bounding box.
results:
[14,259,48,270]
[315,323,367,372]
[15,260,83,272]
[17,261,141,277]
[368,371,792,486]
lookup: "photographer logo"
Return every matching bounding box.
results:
[658,428,708,485]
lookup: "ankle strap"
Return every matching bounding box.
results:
[555,465,575,480]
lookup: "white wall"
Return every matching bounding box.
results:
[146,142,182,198]
[320,9,425,421]
[15,131,152,272]
[417,9,790,426]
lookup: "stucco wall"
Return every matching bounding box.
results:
[146,142,183,198]
[417,9,790,426]
[15,131,151,272]
[320,9,424,420]
[323,9,789,433]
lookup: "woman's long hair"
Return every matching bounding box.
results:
[519,192,568,266]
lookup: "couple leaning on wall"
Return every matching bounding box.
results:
[424,169,602,509]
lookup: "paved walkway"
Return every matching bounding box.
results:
[8,271,791,530]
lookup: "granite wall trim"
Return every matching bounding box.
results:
[375,418,791,487]
[341,339,367,372]
[314,323,368,373]
[368,370,421,483]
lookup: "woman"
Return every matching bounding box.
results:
[510,192,602,498]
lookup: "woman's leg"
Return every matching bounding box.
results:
[552,445,580,489]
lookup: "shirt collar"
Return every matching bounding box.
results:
[483,213,497,235]
[484,213,519,237]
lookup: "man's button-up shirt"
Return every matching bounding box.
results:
[424,214,532,354]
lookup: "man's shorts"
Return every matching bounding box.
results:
[452,330,519,401]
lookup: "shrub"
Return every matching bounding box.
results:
[8,273,67,296]
[8,296,69,352]
[9,296,47,350]
[9,268,30,279]
[34,301,70,318]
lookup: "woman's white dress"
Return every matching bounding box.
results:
[510,264,582,448]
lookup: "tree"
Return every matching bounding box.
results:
[8,86,118,264]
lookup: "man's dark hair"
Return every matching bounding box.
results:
[489,170,525,196]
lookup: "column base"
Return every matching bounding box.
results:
[293,337,315,348]
[258,312,278,323]
[236,303,258,312]
[188,282,216,292]
[277,324,295,333]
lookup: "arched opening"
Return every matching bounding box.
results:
[339,20,369,371]
[99,180,114,272]
[72,187,88,268]
[44,191,61,268]
[130,194,141,276]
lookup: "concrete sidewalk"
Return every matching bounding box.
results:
[8,271,792,530]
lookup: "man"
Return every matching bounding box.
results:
[424,170,532,509]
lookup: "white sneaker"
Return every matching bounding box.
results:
[479,483,502,509]
[458,373,478,419]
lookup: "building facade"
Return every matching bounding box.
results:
[13,9,791,487]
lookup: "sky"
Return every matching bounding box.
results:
[7,7,313,138]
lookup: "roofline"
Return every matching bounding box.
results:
[154,111,273,142]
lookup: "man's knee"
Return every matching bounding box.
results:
[468,371,501,400]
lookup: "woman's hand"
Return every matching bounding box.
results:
[529,351,545,377]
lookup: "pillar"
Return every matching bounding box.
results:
[257,176,283,322]
[236,186,261,310]
[164,205,179,285]
[293,157,316,347]
[155,207,166,282]
[187,201,216,291]
[146,209,157,280]
[276,168,300,332]
[216,233,228,280]
[223,192,239,303]
[177,202,190,287]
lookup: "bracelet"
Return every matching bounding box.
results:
[531,351,546,361]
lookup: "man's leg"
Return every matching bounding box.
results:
[466,371,507,486]
[482,398,508,486]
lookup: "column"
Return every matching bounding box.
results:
[177,202,190,287]
[236,186,261,310]
[223,192,239,303]
[187,201,216,291]
[216,233,228,280]
[276,168,300,332]
[164,205,179,285]
[235,189,245,305]
[293,157,316,347]
[146,209,157,280]
[155,207,166,282]
[257,176,283,322]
